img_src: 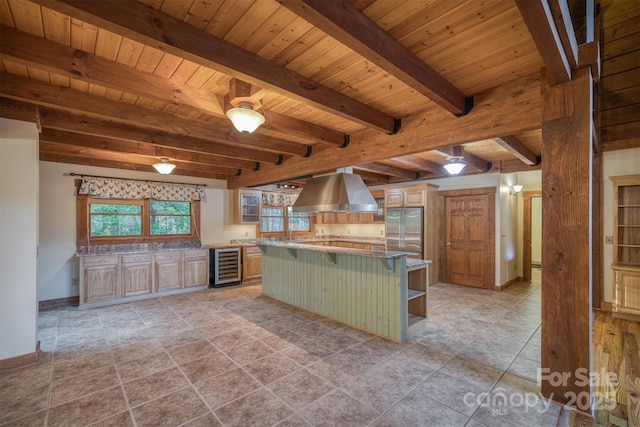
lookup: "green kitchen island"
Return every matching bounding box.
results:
[258,241,430,342]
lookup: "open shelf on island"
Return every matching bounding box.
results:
[408,289,426,300]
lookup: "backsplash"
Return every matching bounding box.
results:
[77,240,201,255]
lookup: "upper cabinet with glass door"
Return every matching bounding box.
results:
[235,189,262,224]
[613,175,640,267]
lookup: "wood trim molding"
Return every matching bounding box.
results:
[437,187,497,198]
[0,341,40,371]
[39,296,80,310]
[522,190,542,283]
[496,276,522,291]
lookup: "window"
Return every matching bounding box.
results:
[261,207,285,232]
[288,207,310,232]
[79,197,199,245]
[150,201,191,235]
[90,202,142,236]
[260,206,311,235]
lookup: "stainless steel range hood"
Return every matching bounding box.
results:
[292,173,378,213]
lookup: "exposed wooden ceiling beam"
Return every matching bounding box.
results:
[355,163,419,181]
[262,110,347,147]
[515,0,571,84]
[277,0,470,116]
[41,109,283,165]
[547,0,579,69]
[40,128,259,171]
[353,169,390,186]
[39,141,240,175]
[431,146,491,172]
[387,156,443,175]
[491,159,542,173]
[0,25,225,116]
[492,136,539,165]
[39,152,228,180]
[0,25,347,147]
[30,0,399,134]
[228,73,541,188]
[0,73,310,157]
[45,114,283,165]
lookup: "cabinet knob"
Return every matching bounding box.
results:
[446,242,451,247]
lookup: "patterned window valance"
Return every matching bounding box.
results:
[262,191,298,207]
[78,178,206,202]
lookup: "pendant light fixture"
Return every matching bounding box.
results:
[443,159,466,175]
[226,103,265,133]
[152,158,176,175]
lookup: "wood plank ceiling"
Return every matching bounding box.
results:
[0,0,596,187]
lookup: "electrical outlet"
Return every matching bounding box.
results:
[380,230,384,235]
[71,278,79,287]
[605,236,613,244]
[244,231,249,237]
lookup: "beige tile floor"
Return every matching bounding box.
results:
[1,277,554,427]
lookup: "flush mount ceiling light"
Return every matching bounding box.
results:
[152,158,176,175]
[443,159,466,175]
[226,103,265,133]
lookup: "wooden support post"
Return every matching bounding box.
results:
[540,67,594,411]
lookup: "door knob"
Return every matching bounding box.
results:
[446,242,451,247]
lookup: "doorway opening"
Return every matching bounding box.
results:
[522,190,542,283]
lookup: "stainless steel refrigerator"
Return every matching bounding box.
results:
[386,207,424,259]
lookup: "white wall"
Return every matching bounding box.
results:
[38,161,254,301]
[499,173,520,285]
[0,118,39,360]
[602,147,640,303]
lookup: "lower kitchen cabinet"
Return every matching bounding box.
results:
[184,249,209,288]
[79,249,209,307]
[155,252,183,292]
[121,254,153,297]
[81,255,119,304]
[613,266,640,320]
[242,246,262,282]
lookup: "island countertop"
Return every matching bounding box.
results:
[256,239,404,258]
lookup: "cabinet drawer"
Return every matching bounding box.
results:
[82,256,119,267]
[243,246,261,254]
[121,254,153,264]
[155,251,183,261]
[183,249,208,258]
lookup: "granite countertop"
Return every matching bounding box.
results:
[257,239,406,260]
[76,242,204,257]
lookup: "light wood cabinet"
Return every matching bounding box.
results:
[385,188,425,208]
[612,175,640,320]
[81,255,119,303]
[613,267,640,320]
[235,189,262,224]
[323,213,336,224]
[121,254,153,297]
[183,249,208,288]
[155,252,183,292]
[80,249,209,307]
[242,246,263,282]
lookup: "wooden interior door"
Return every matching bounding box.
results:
[445,195,489,288]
